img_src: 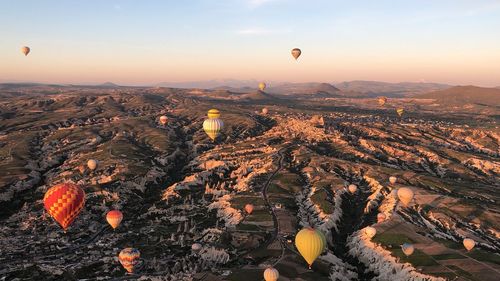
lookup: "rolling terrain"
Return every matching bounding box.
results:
[0,84,499,281]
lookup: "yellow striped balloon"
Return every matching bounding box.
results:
[119,248,140,273]
[396,108,404,117]
[203,118,224,141]
[263,267,279,281]
[207,109,220,119]
[295,227,326,269]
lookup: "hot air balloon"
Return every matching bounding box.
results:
[264,267,279,281]
[77,165,86,175]
[348,184,357,194]
[262,107,269,115]
[377,213,386,223]
[44,183,85,231]
[191,243,202,252]
[295,227,326,269]
[378,96,387,106]
[396,108,404,117]
[244,204,254,215]
[259,82,266,91]
[207,109,220,119]
[401,243,414,256]
[159,115,168,125]
[364,226,377,238]
[203,109,224,141]
[106,210,123,230]
[87,159,98,171]
[389,176,397,185]
[291,48,301,60]
[119,248,140,273]
[397,187,414,207]
[463,238,475,251]
[21,46,30,56]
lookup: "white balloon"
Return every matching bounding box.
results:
[348,184,357,194]
[389,176,397,184]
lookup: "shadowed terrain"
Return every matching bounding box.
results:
[0,84,498,281]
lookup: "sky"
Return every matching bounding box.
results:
[1,0,500,86]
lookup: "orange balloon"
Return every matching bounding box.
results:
[44,183,85,231]
[106,210,123,229]
[244,204,254,214]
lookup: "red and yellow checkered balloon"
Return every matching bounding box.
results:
[43,183,85,231]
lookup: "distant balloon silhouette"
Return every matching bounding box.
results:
[389,176,397,185]
[159,115,168,125]
[244,204,254,215]
[259,82,266,91]
[348,184,357,194]
[401,243,415,256]
[87,159,98,171]
[397,187,414,207]
[377,213,386,223]
[378,96,387,106]
[291,48,301,60]
[21,46,30,56]
[192,243,202,252]
[463,238,475,251]
[396,108,404,117]
[264,267,279,281]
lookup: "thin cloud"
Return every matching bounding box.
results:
[237,28,291,35]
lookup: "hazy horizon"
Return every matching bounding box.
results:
[2,0,500,87]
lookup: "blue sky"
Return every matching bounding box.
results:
[1,0,499,86]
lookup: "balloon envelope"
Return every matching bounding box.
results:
[159,115,168,125]
[377,213,386,223]
[106,210,123,229]
[263,267,279,281]
[207,109,220,119]
[191,243,202,252]
[295,227,326,268]
[119,248,140,273]
[348,184,357,194]
[262,107,269,115]
[401,243,414,256]
[21,46,30,56]
[259,82,266,91]
[463,238,475,251]
[44,183,85,231]
[87,159,98,171]
[397,187,414,207]
[364,226,377,238]
[389,176,397,185]
[291,48,301,60]
[203,118,224,141]
[244,204,254,214]
[396,108,404,117]
[378,97,387,106]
